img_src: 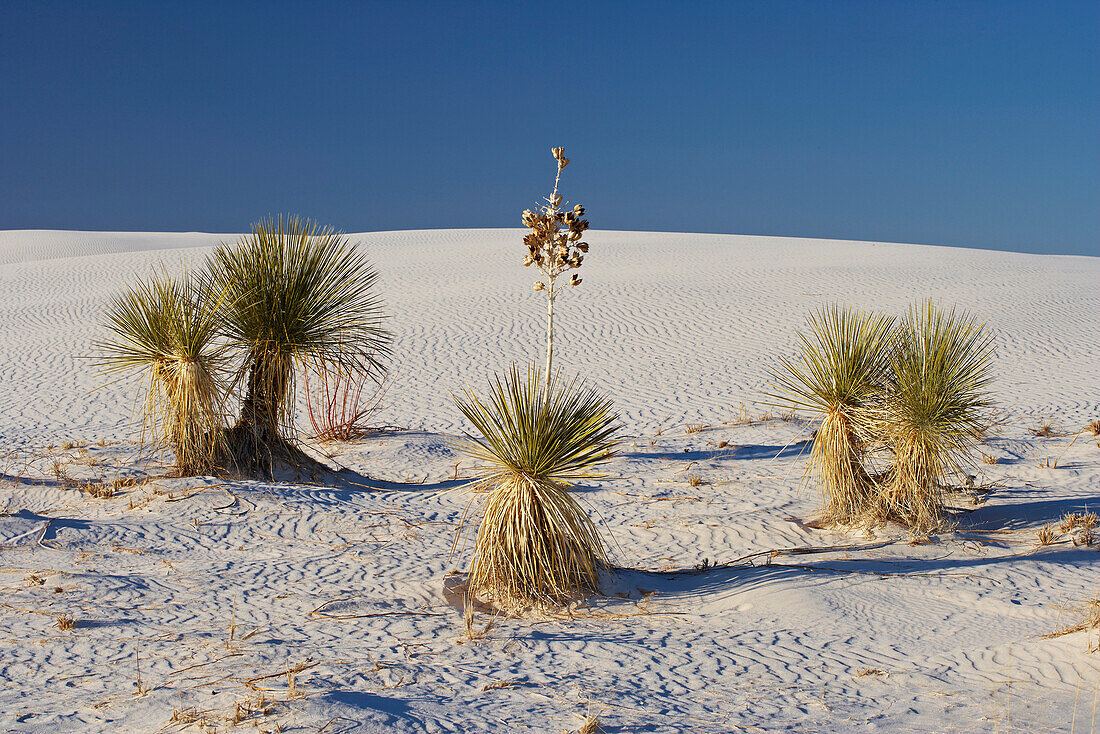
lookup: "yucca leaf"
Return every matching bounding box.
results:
[454,364,620,485]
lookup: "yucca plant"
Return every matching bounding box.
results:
[766,305,896,526]
[97,271,227,475]
[208,215,391,472]
[453,364,620,611]
[875,300,995,534]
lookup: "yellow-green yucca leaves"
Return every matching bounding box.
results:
[876,300,995,534]
[208,216,391,468]
[453,364,620,610]
[97,272,227,475]
[766,305,896,526]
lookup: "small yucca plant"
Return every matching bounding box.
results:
[98,272,227,475]
[454,364,620,611]
[208,215,391,472]
[766,305,896,526]
[875,300,995,534]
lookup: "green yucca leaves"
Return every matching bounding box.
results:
[878,300,995,533]
[767,305,896,430]
[886,300,995,451]
[455,364,620,486]
[765,305,896,525]
[97,272,227,474]
[208,215,392,444]
[767,300,996,533]
[454,364,620,609]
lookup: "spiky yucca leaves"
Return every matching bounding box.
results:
[766,306,896,525]
[98,272,226,475]
[208,216,391,472]
[454,364,620,611]
[876,301,995,534]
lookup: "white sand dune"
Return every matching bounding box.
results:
[0,228,1098,732]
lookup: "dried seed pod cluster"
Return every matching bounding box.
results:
[523,147,590,292]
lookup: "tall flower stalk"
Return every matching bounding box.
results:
[522,147,590,388]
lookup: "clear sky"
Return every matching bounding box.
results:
[1,1,1096,256]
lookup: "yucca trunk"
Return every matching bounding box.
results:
[881,434,948,534]
[469,472,606,610]
[813,408,876,525]
[229,350,298,474]
[240,359,287,437]
[162,357,223,475]
[543,290,555,389]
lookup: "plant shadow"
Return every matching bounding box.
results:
[624,441,810,463]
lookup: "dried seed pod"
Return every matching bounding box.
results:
[576,242,589,253]
[534,281,545,291]
[570,273,581,287]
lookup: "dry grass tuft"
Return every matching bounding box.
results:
[170,705,214,727]
[685,423,705,434]
[981,453,999,465]
[1088,420,1100,437]
[854,668,884,677]
[82,481,115,499]
[461,598,496,642]
[55,613,76,631]
[1074,528,1095,547]
[51,459,74,488]
[574,711,605,734]
[453,365,619,611]
[1060,512,1085,534]
[1037,524,1059,545]
[1044,596,1100,652]
[1031,423,1061,437]
[687,473,706,487]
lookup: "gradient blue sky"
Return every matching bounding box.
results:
[2,1,1096,255]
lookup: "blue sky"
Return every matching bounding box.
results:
[1,1,1096,256]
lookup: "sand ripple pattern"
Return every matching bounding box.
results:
[1,229,1096,446]
[0,230,1097,731]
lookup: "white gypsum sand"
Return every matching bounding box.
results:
[0,228,1097,732]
